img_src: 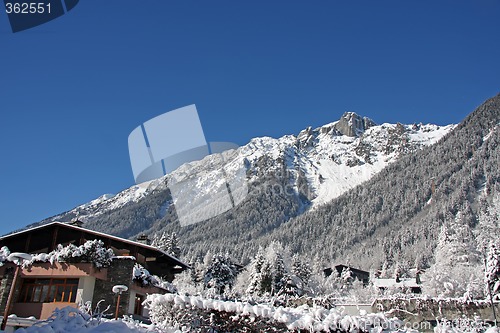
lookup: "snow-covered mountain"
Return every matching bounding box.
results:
[41,112,454,235]
[19,94,500,275]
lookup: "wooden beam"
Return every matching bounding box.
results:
[24,233,31,253]
[50,226,59,252]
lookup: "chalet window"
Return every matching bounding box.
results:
[19,278,79,303]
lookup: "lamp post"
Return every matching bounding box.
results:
[112,285,128,320]
[1,252,32,331]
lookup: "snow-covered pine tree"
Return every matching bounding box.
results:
[166,233,181,258]
[307,255,330,296]
[476,193,500,258]
[323,267,352,300]
[151,232,168,250]
[340,266,353,284]
[243,241,300,298]
[246,247,266,295]
[291,254,311,295]
[485,242,500,299]
[276,273,300,298]
[152,232,181,258]
[393,259,411,281]
[272,251,287,295]
[423,210,484,298]
[203,253,238,295]
[190,259,203,285]
[379,260,389,278]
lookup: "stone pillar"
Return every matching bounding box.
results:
[0,266,15,314]
[92,258,135,319]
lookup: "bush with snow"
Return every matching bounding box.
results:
[133,263,176,292]
[0,246,10,266]
[19,240,115,268]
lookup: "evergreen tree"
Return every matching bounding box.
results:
[166,232,181,258]
[203,253,238,295]
[246,247,266,295]
[423,211,484,298]
[272,251,287,295]
[485,242,500,299]
[152,232,182,258]
[151,232,168,249]
[291,254,311,294]
[243,241,302,297]
[340,266,353,284]
[476,194,500,257]
[379,260,389,278]
[276,273,300,298]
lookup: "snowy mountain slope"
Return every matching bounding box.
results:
[38,112,453,230]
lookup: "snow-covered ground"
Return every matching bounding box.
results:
[5,307,167,333]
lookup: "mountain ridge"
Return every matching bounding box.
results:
[19,110,459,264]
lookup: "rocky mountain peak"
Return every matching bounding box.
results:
[334,112,376,137]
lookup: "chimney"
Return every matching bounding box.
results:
[137,234,150,245]
[70,216,84,227]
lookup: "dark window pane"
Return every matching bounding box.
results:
[56,286,64,302]
[47,285,56,302]
[63,286,71,302]
[40,285,50,303]
[19,285,30,302]
[33,286,42,302]
[69,285,77,302]
[66,279,79,285]
[25,285,34,302]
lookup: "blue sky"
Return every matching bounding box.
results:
[0,0,499,235]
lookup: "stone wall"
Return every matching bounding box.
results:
[372,298,500,322]
[0,266,15,314]
[0,265,23,315]
[92,258,135,318]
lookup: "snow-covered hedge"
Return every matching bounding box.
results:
[145,293,412,332]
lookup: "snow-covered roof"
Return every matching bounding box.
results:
[0,221,190,269]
